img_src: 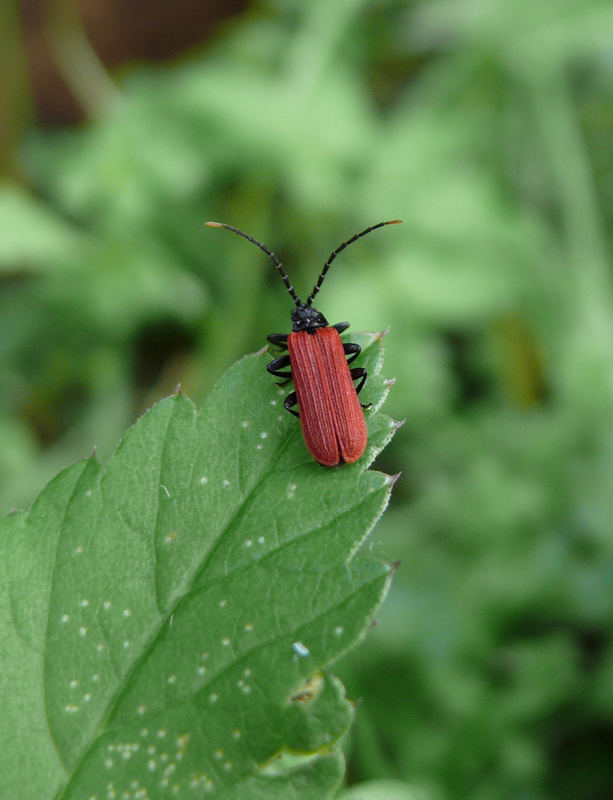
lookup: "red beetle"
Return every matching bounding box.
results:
[206,220,401,466]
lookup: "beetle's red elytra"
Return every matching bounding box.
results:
[206,219,401,466]
[288,326,367,467]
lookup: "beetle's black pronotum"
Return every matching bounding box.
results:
[206,219,401,466]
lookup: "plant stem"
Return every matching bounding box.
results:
[46,0,120,121]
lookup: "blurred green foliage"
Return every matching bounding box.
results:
[1,0,612,798]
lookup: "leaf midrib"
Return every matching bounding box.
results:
[56,344,386,795]
[55,397,312,794]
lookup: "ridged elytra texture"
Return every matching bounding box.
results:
[288,327,368,466]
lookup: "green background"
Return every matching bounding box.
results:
[1,1,612,798]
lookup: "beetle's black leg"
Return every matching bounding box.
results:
[267,354,292,385]
[350,367,372,408]
[350,367,367,395]
[267,333,288,350]
[333,322,350,334]
[343,341,361,365]
[267,354,291,377]
[284,391,299,418]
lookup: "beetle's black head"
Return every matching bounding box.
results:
[291,303,329,333]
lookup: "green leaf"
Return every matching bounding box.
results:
[0,336,396,800]
[338,779,432,800]
[0,461,89,799]
[0,183,83,270]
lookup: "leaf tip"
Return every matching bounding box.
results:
[173,382,183,396]
[88,445,97,459]
[386,472,402,488]
[256,344,269,357]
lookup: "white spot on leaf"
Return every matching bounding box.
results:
[292,641,310,658]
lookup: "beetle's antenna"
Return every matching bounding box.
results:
[306,220,402,306]
[206,221,301,306]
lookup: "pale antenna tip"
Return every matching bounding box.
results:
[205,221,223,228]
[386,219,403,225]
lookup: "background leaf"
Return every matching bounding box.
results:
[339,780,432,800]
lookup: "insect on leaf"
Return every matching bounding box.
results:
[0,333,397,800]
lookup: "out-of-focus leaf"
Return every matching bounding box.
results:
[339,779,432,800]
[0,184,84,269]
[412,0,613,70]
